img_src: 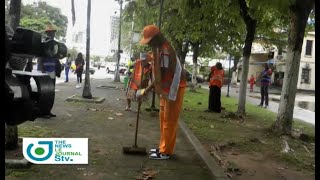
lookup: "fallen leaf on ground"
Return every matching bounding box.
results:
[277,167,285,170]
[142,169,158,177]
[226,173,233,178]
[89,108,97,111]
[83,172,94,176]
[108,117,114,120]
[77,168,86,171]
[67,114,72,117]
[115,113,123,116]
[210,125,214,128]
[135,176,145,180]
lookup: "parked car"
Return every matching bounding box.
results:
[83,68,95,75]
[106,63,127,75]
[106,62,116,73]
[185,70,205,83]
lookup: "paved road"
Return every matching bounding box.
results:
[202,84,315,125]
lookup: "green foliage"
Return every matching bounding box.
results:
[91,55,101,62]
[104,56,114,62]
[20,1,68,41]
[20,17,51,33]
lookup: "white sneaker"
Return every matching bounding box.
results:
[149,148,159,154]
[149,152,170,160]
[76,84,80,88]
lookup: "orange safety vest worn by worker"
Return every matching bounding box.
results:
[129,59,151,90]
[154,41,186,155]
[153,41,187,100]
[140,25,186,156]
[210,66,224,88]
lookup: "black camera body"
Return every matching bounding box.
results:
[4,26,67,126]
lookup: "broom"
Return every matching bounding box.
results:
[123,60,147,155]
[122,99,147,155]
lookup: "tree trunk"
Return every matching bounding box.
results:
[273,0,314,135]
[6,0,22,150]
[181,41,189,66]
[231,55,240,85]
[9,0,21,30]
[237,0,257,115]
[190,42,199,92]
[82,0,92,99]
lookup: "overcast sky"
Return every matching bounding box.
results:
[22,0,121,56]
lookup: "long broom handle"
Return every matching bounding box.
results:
[134,62,143,147]
[134,100,141,147]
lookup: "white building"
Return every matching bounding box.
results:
[281,31,315,91]
[236,31,315,91]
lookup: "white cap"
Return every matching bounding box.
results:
[140,52,147,60]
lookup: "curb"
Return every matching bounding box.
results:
[179,120,228,180]
[66,95,105,103]
[5,158,32,169]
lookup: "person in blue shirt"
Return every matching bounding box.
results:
[259,63,272,108]
[64,54,72,82]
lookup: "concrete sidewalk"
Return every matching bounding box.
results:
[202,84,315,125]
[10,78,219,180]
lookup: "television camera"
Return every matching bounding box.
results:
[4,26,67,126]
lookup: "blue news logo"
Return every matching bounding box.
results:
[23,138,88,164]
[26,141,53,161]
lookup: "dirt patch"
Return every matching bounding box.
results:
[222,152,314,180]
[204,143,314,180]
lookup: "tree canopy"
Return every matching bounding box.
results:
[19,1,68,42]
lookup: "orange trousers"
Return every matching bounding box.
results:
[159,87,185,155]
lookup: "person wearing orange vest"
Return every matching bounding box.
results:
[206,62,224,113]
[125,53,152,111]
[137,25,187,160]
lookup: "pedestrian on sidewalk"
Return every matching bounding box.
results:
[205,62,224,113]
[249,74,255,92]
[259,64,272,108]
[75,52,85,88]
[64,54,72,82]
[137,25,187,160]
[125,52,152,111]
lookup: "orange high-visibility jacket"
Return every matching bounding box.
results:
[153,41,187,96]
[209,66,224,88]
[129,59,151,90]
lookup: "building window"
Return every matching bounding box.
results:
[301,68,310,84]
[305,40,312,56]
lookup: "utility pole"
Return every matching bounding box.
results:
[114,0,123,82]
[146,0,164,112]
